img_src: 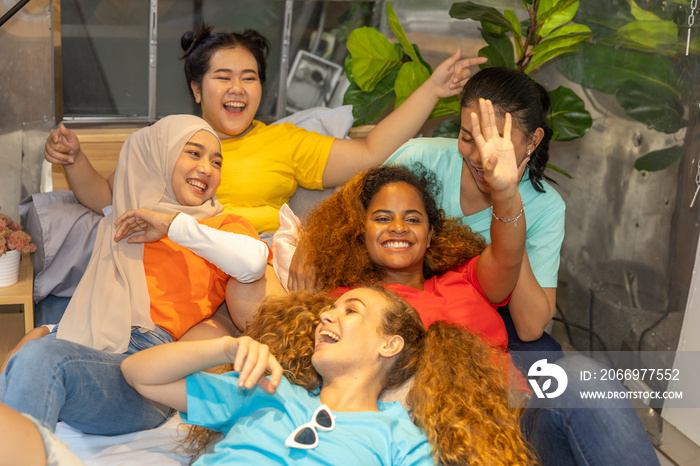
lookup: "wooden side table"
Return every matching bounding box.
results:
[0,252,34,333]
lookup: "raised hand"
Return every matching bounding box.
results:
[224,336,283,393]
[470,98,523,196]
[44,124,82,165]
[114,209,176,243]
[427,49,487,99]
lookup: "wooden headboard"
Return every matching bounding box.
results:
[51,128,139,191]
[51,125,373,191]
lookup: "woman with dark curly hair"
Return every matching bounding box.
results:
[382,66,565,360]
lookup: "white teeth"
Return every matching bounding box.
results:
[383,241,411,249]
[188,179,207,190]
[319,330,340,342]
[225,102,245,108]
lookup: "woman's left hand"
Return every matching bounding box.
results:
[114,209,177,243]
[428,49,487,99]
[471,98,524,195]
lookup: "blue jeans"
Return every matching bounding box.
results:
[499,304,564,375]
[0,326,174,435]
[521,355,659,466]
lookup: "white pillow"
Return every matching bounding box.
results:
[272,204,302,292]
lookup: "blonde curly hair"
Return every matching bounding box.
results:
[183,289,536,465]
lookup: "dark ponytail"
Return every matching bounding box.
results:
[460,67,554,193]
[180,23,270,100]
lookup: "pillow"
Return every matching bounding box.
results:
[19,191,101,303]
[274,105,353,139]
[271,204,302,292]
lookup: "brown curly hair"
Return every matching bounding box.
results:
[300,165,487,291]
[183,288,536,465]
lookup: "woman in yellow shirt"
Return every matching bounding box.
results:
[44,24,484,236]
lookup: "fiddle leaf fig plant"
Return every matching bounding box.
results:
[555,0,696,172]
[343,0,593,156]
[441,0,594,143]
[343,2,458,126]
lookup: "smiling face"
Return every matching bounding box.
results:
[458,102,533,195]
[190,46,262,140]
[171,130,222,206]
[364,182,433,286]
[312,288,399,376]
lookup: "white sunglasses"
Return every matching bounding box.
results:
[285,404,336,449]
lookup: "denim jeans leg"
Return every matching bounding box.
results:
[0,327,174,435]
[520,355,659,466]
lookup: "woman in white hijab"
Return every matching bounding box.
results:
[0,115,269,436]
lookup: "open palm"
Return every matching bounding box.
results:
[471,98,519,194]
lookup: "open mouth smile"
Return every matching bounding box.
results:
[317,329,340,346]
[187,178,208,195]
[381,240,413,249]
[224,101,246,114]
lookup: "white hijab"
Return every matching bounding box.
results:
[57,115,223,352]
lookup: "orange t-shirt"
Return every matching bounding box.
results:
[143,213,264,340]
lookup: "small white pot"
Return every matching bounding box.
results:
[0,249,21,287]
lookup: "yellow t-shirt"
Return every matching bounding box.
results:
[217,121,334,233]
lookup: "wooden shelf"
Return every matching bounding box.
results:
[0,252,34,333]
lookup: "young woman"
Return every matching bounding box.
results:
[0,115,270,435]
[43,24,485,237]
[120,287,534,465]
[383,66,563,354]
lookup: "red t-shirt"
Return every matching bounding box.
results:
[385,256,509,352]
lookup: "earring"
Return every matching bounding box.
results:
[527,149,531,157]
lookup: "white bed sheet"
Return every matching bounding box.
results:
[56,414,191,465]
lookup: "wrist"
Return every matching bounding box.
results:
[166,212,180,233]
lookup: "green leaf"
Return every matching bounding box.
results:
[548,86,592,141]
[634,145,684,171]
[547,163,573,178]
[537,0,580,37]
[344,54,353,81]
[386,2,420,64]
[615,20,678,48]
[615,80,685,133]
[628,0,661,21]
[432,116,462,138]
[411,43,433,73]
[556,42,686,97]
[479,30,516,69]
[394,61,430,108]
[530,32,592,57]
[347,27,403,93]
[544,23,592,40]
[430,96,461,119]
[525,45,580,73]
[343,68,399,126]
[504,9,522,37]
[449,1,514,35]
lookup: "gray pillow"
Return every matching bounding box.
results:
[19,191,101,303]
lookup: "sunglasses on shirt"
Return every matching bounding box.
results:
[285,404,336,449]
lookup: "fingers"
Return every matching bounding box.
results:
[234,337,282,393]
[113,212,148,241]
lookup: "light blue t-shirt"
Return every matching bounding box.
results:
[182,371,433,465]
[386,137,565,288]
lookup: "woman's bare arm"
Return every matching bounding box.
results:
[321,52,487,187]
[44,124,113,213]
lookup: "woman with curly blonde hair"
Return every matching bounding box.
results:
[121,287,535,465]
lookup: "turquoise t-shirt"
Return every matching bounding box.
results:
[182,371,433,465]
[386,137,565,288]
